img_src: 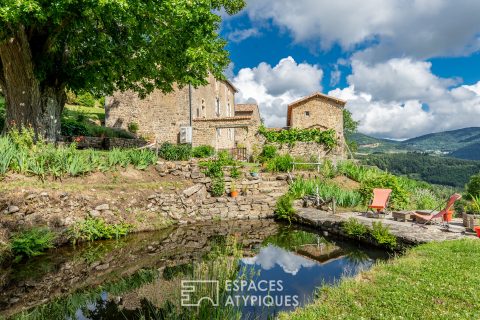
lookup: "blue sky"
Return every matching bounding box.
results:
[219,1,480,139]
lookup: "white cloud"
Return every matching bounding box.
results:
[329,58,480,139]
[244,0,480,61]
[242,245,316,275]
[227,28,261,43]
[232,56,323,127]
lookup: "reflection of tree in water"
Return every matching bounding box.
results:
[342,249,373,277]
[262,227,327,251]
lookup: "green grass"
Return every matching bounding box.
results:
[281,239,480,320]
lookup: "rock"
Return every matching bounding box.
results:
[190,171,203,179]
[183,184,204,197]
[7,206,20,214]
[95,204,109,211]
[25,193,37,200]
[276,174,288,180]
[95,263,110,271]
[89,210,101,217]
[40,192,49,197]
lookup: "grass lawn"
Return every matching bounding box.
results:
[63,104,106,123]
[281,239,480,320]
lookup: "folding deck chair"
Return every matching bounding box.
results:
[367,188,392,217]
[413,193,462,227]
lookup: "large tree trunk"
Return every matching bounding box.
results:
[0,26,65,141]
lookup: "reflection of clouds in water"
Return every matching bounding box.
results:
[242,245,316,275]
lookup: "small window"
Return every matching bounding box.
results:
[215,97,220,116]
[196,108,200,118]
[216,128,222,137]
[305,111,310,116]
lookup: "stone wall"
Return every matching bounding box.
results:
[192,117,260,154]
[0,160,289,249]
[105,74,237,145]
[273,141,346,163]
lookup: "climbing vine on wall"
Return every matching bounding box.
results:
[258,126,337,149]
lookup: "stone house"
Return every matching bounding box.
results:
[279,92,347,160]
[105,74,261,157]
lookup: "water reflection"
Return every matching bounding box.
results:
[0,221,388,320]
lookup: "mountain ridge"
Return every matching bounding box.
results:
[349,127,480,160]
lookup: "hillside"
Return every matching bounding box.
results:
[350,127,480,160]
[360,153,480,188]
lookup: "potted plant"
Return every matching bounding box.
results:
[250,167,259,178]
[230,182,239,198]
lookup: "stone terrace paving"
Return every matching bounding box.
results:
[294,208,476,244]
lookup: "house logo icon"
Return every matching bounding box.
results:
[181,280,220,307]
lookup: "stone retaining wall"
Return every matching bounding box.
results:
[0,160,289,248]
[273,141,346,163]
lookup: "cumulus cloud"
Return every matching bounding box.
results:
[242,245,316,275]
[243,0,480,62]
[232,56,323,127]
[227,28,261,43]
[329,58,480,139]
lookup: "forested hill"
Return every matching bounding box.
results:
[349,127,480,160]
[361,153,480,188]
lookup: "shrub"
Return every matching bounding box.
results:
[320,159,336,179]
[276,194,296,222]
[127,122,139,134]
[230,166,240,179]
[342,218,368,239]
[266,154,294,172]
[410,188,443,210]
[359,173,409,210]
[68,218,132,244]
[127,149,158,170]
[61,118,89,136]
[210,177,225,197]
[259,144,277,163]
[371,221,397,249]
[466,174,480,199]
[203,160,224,178]
[217,150,235,166]
[10,227,56,262]
[192,145,215,158]
[158,142,192,161]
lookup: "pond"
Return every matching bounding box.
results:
[0,220,389,319]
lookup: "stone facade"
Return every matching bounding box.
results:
[274,141,345,163]
[286,92,347,159]
[105,74,259,153]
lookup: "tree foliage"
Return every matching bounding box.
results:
[0,0,244,96]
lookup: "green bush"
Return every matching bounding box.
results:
[210,178,225,197]
[217,150,236,166]
[259,144,277,163]
[342,218,369,239]
[68,218,132,244]
[359,173,409,210]
[61,118,90,136]
[266,154,294,172]
[259,126,337,149]
[320,159,336,179]
[410,188,443,210]
[276,194,296,222]
[230,166,240,178]
[158,142,192,161]
[192,145,215,158]
[10,227,56,262]
[370,221,397,249]
[127,122,139,134]
[466,173,480,199]
[202,160,224,178]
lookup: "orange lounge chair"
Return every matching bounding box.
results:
[368,188,392,215]
[413,193,462,226]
